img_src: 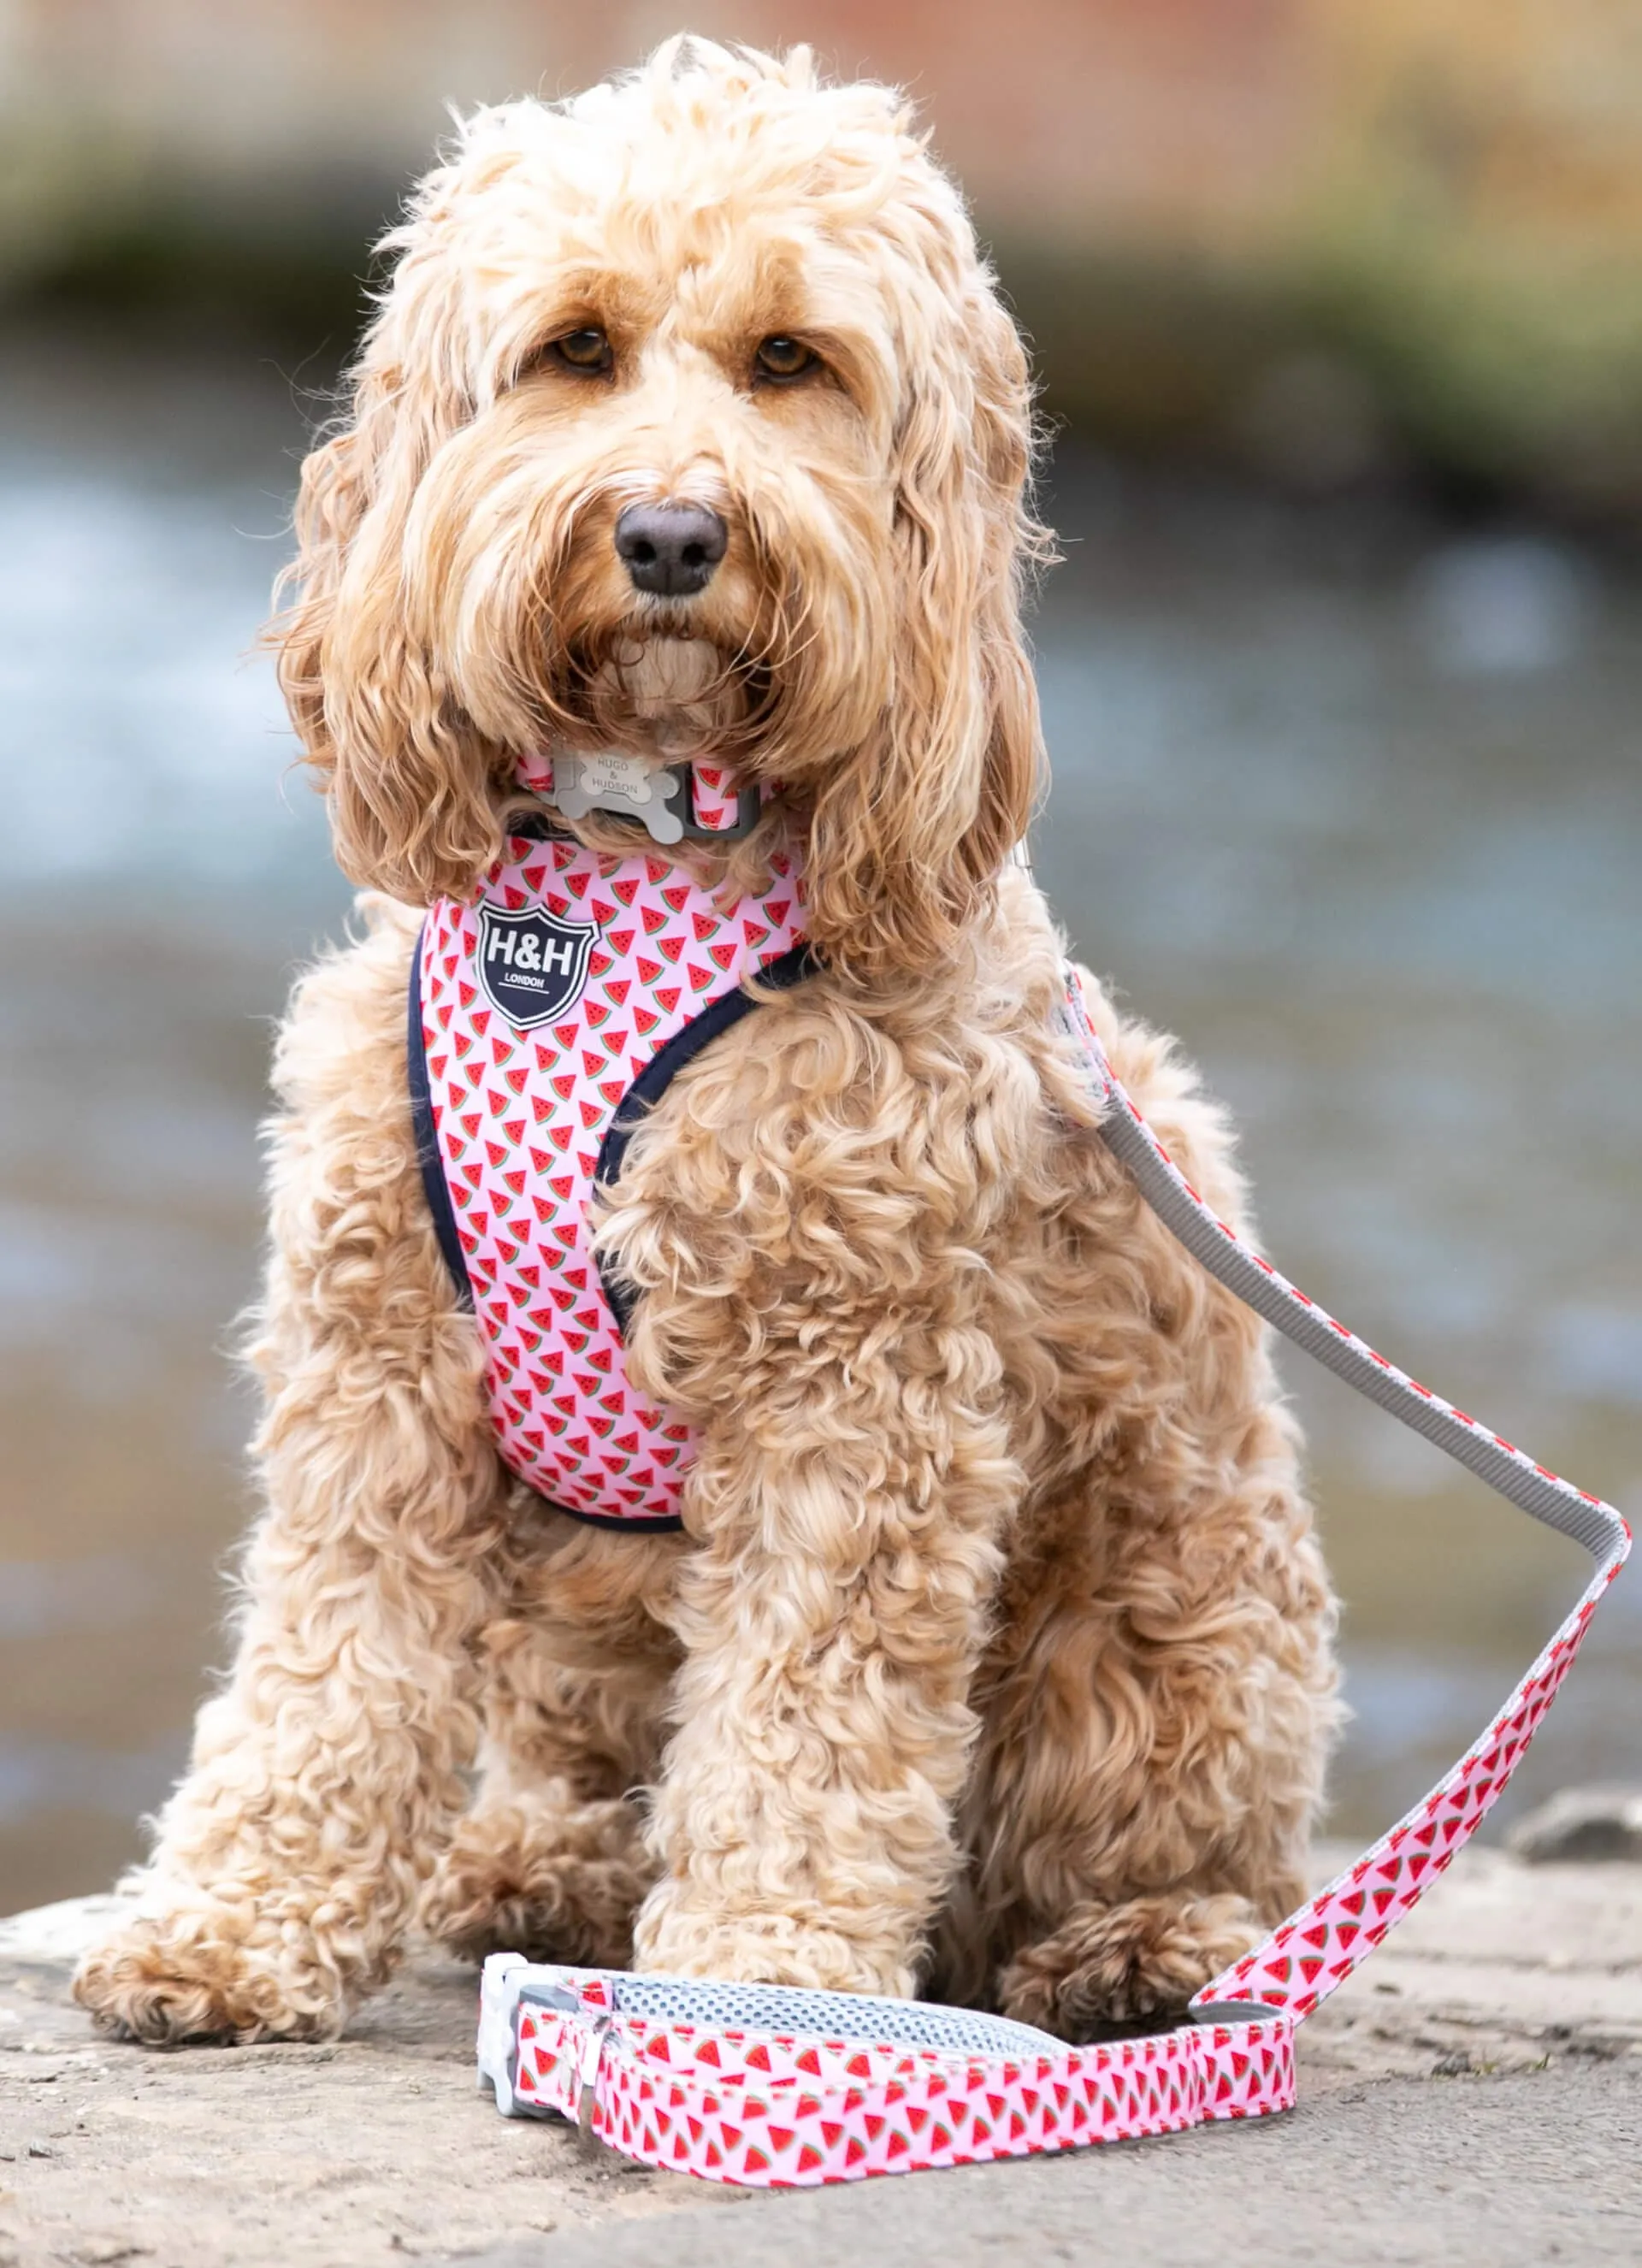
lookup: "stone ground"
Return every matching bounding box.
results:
[1,1846,1639,2268]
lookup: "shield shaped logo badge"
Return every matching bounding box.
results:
[475,902,600,1029]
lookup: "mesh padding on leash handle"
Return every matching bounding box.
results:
[1054,971,1632,2020]
[528,1969,1068,2056]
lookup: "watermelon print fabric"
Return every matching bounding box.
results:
[414,824,807,1527]
[478,1953,1296,2182]
[474,965,1629,2183]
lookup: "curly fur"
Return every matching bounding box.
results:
[74,38,1338,2047]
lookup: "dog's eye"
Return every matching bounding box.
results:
[550,328,613,374]
[754,336,818,385]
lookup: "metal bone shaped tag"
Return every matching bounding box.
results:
[549,751,687,845]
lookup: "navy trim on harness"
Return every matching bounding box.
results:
[594,942,818,1336]
[530,1505,688,1533]
[407,926,816,1535]
[408,921,474,1309]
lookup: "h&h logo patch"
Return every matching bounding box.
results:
[475,902,600,1029]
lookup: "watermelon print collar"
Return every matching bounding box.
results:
[512,746,763,843]
[474,964,1630,2183]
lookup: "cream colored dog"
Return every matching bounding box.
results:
[75,38,1338,2047]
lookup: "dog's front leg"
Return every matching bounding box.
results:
[631,1334,1016,1998]
[74,918,504,2044]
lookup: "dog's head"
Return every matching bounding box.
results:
[275,38,1046,978]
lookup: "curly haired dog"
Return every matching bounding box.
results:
[74,38,1338,2047]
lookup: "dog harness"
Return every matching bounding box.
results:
[475,968,1631,2185]
[409,763,810,1529]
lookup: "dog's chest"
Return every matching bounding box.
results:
[410,833,808,1528]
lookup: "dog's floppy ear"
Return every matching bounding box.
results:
[271,312,504,907]
[802,244,1046,983]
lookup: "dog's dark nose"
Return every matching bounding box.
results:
[613,501,728,598]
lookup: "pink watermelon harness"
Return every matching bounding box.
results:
[410,763,810,1529]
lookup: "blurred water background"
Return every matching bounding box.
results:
[2,0,1640,1911]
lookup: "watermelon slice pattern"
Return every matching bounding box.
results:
[688,764,745,830]
[1200,1577,1621,2020]
[487,1963,1296,2185]
[472,960,1627,2182]
[1048,973,1630,2024]
[420,830,806,1524]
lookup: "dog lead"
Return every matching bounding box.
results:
[475,965,1630,2182]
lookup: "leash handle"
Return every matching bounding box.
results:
[1058,970,1632,2023]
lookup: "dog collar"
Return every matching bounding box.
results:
[514,749,762,846]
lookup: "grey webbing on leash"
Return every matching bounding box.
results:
[1057,969,1618,1556]
[1053,962,1630,2021]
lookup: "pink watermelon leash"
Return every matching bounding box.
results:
[475,964,1631,2186]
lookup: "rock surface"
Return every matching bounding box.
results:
[1507,1786,1642,1866]
[2,1845,1640,2268]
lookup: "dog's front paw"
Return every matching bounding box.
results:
[422,1796,654,1970]
[999,1893,1265,2041]
[73,1902,351,2047]
[633,1896,914,1998]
